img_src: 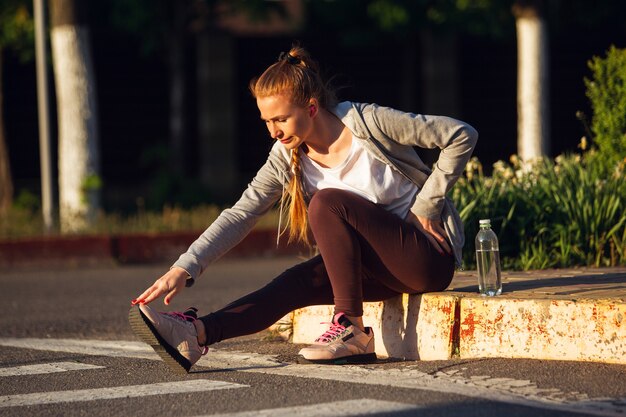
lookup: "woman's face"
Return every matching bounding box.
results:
[256,94,314,151]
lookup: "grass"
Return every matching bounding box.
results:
[0,204,281,239]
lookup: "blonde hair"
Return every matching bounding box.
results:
[249,45,337,245]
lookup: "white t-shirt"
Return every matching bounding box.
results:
[301,137,419,219]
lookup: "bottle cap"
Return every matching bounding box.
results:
[479,219,491,225]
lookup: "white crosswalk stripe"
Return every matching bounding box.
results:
[201,399,423,417]
[0,361,104,377]
[0,337,623,417]
[0,379,247,408]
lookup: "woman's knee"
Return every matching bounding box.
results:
[309,188,346,211]
[308,189,357,227]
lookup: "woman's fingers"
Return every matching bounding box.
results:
[429,223,452,254]
[132,285,162,305]
[131,279,168,305]
[437,235,452,254]
[164,286,181,305]
[424,232,445,255]
[163,273,187,305]
[140,286,167,305]
[131,285,156,305]
[131,268,189,306]
[408,213,452,255]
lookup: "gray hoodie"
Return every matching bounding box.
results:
[173,101,478,279]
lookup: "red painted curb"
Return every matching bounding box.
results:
[0,235,114,268]
[0,229,311,268]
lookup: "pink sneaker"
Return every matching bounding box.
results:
[129,304,207,373]
[298,313,376,364]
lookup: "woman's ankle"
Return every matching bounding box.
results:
[193,319,207,346]
[345,315,365,332]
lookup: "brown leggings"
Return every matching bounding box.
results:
[199,189,454,345]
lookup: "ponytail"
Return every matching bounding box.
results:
[283,148,309,245]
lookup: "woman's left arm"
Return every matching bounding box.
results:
[369,105,478,254]
[370,104,478,219]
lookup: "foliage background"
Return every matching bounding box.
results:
[1,1,625,270]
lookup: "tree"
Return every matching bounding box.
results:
[193,0,291,200]
[307,0,551,162]
[108,0,289,203]
[306,0,513,167]
[513,0,549,162]
[361,0,513,114]
[49,0,100,232]
[585,46,626,170]
[0,1,34,214]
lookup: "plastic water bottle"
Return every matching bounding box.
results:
[475,219,502,296]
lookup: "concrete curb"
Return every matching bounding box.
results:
[291,268,626,364]
[458,296,625,363]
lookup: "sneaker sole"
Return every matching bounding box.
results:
[128,305,192,374]
[297,352,377,365]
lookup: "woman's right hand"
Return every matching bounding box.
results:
[131,267,189,306]
[405,211,452,256]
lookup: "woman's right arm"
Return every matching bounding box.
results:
[173,150,288,279]
[132,143,290,305]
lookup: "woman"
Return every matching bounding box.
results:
[129,45,477,373]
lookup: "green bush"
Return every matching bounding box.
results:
[452,153,626,270]
[584,45,626,170]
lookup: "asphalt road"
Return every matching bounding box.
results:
[1,256,625,417]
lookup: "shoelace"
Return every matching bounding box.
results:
[315,322,346,343]
[165,311,195,322]
[164,311,209,355]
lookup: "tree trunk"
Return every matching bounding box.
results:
[197,31,237,201]
[513,0,550,162]
[399,37,417,112]
[420,29,460,117]
[0,48,14,214]
[50,0,100,233]
[419,30,459,167]
[168,0,187,177]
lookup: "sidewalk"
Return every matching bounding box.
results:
[290,267,626,364]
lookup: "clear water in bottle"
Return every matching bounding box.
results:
[475,219,502,296]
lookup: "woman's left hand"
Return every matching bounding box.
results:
[405,212,452,255]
